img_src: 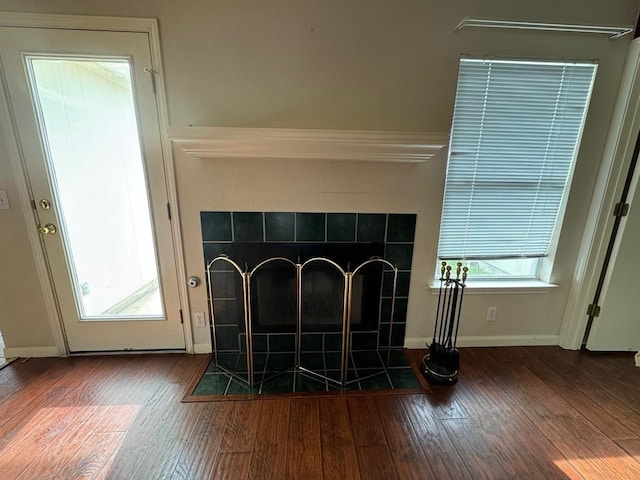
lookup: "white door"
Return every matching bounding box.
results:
[586,160,640,351]
[0,27,185,352]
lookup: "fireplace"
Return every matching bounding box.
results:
[233,242,383,333]
[202,211,416,386]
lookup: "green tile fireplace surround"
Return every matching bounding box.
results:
[200,211,417,392]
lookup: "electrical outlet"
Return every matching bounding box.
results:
[0,190,10,210]
[486,306,497,322]
[194,311,206,327]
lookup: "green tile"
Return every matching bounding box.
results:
[205,360,222,373]
[357,214,386,242]
[232,353,267,373]
[324,333,342,352]
[385,244,414,270]
[351,332,378,350]
[382,271,411,297]
[352,350,383,370]
[194,373,230,395]
[240,334,268,353]
[296,213,325,241]
[269,334,296,353]
[378,324,391,348]
[324,351,342,370]
[301,333,323,351]
[380,298,408,324]
[195,347,418,397]
[235,354,248,373]
[386,214,416,242]
[327,213,356,241]
[233,212,263,241]
[266,353,295,372]
[388,367,422,389]
[325,371,343,385]
[265,212,295,241]
[395,298,408,322]
[203,243,233,268]
[215,325,240,351]
[210,271,238,298]
[253,353,268,371]
[252,334,268,353]
[397,273,411,296]
[261,372,294,394]
[327,378,360,392]
[226,378,260,395]
[212,299,242,326]
[387,349,410,367]
[216,352,242,371]
[201,212,232,241]
[391,323,406,347]
[295,373,327,392]
[300,352,325,370]
[359,373,392,390]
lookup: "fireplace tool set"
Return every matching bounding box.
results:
[422,261,468,385]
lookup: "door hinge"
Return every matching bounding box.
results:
[179,309,184,324]
[144,67,158,94]
[587,303,601,318]
[166,203,172,220]
[613,202,629,218]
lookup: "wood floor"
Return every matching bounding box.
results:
[1,347,640,479]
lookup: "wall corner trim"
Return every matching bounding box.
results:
[168,126,449,163]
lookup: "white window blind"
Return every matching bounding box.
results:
[438,58,597,260]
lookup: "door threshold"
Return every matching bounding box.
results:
[0,357,18,371]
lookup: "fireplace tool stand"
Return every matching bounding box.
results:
[207,255,399,390]
[422,261,468,385]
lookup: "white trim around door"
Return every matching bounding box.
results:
[559,38,640,349]
[0,12,193,354]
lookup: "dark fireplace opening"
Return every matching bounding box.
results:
[233,242,384,333]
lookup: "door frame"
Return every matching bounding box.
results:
[0,12,193,355]
[559,37,640,349]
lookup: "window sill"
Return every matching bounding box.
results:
[428,279,557,295]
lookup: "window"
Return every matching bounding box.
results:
[437,58,597,279]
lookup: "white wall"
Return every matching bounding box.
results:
[0,139,54,349]
[0,0,638,352]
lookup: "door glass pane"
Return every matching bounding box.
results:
[27,57,163,319]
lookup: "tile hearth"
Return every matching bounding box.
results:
[193,349,423,396]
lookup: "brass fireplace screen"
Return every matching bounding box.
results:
[207,255,399,388]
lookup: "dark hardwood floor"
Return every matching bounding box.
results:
[1,347,640,479]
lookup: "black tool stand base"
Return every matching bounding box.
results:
[421,348,459,386]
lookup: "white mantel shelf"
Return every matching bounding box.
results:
[167,126,449,163]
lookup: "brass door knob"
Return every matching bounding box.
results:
[38,223,57,235]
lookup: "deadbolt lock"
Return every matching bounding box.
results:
[38,223,57,235]
[39,199,51,210]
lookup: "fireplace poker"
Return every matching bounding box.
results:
[452,266,468,349]
[431,262,446,346]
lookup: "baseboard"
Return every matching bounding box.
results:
[404,335,560,349]
[3,346,61,358]
[193,343,212,354]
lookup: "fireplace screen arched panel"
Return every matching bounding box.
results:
[207,254,398,388]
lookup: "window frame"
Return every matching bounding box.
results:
[436,56,598,282]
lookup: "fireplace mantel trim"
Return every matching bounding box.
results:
[168,126,448,163]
